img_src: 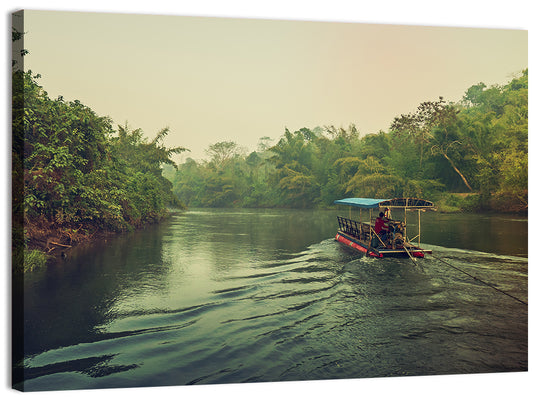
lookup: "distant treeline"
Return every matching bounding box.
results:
[168,69,528,213]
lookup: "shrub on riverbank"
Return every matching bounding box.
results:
[13,70,188,271]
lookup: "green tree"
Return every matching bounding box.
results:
[391,97,473,191]
[459,70,528,209]
[269,128,320,206]
[205,141,242,170]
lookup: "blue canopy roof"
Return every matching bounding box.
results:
[334,197,435,209]
[333,198,390,209]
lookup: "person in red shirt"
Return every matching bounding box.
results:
[374,212,390,244]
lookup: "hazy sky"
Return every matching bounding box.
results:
[22,10,527,162]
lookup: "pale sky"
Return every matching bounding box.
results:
[22,10,527,161]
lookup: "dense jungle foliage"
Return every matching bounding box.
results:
[169,69,528,213]
[12,69,187,271]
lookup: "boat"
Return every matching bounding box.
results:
[333,197,435,258]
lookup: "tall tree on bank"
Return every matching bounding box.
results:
[459,70,528,208]
[269,128,320,207]
[391,97,473,192]
[205,141,242,170]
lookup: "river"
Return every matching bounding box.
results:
[14,209,528,391]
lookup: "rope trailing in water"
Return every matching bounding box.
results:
[428,253,527,306]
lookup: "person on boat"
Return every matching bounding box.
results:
[374,212,390,245]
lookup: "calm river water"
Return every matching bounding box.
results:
[14,209,528,391]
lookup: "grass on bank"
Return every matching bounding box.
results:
[13,248,50,273]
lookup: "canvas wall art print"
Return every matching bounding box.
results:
[11,8,527,393]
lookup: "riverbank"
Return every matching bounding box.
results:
[15,209,185,273]
[434,192,528,214]
[16,219,119,273]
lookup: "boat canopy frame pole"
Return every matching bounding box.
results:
[404,204,407,239]
[418,209,421,247]
[403,208,423,247]
[388,198,424,247]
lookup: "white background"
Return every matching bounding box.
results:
[2,1,530,398]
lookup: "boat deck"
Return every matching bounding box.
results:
[335,228,431,258]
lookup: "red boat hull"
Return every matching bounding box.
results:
[335,232,429,258]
